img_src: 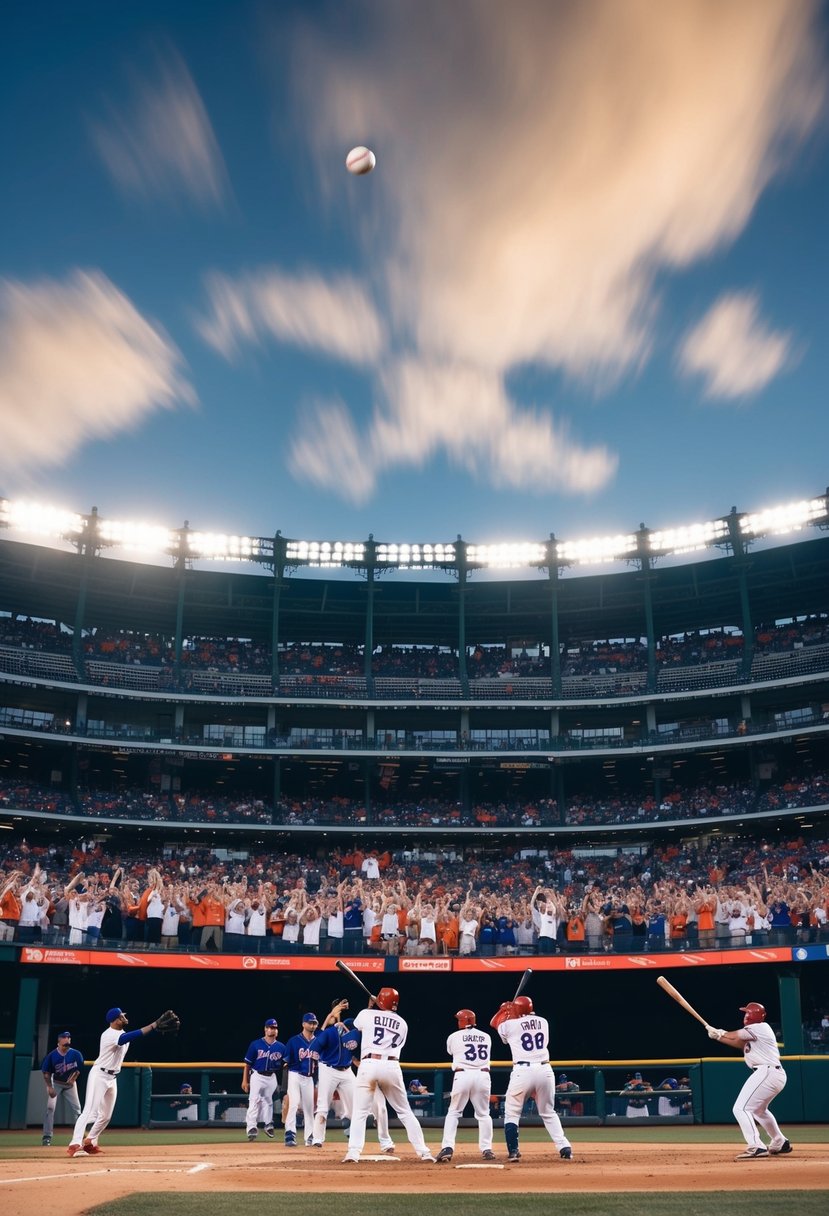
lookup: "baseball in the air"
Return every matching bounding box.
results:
[346,145,376,175]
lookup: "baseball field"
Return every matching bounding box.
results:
[1,1127,827,1216]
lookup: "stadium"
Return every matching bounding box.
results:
[1,491,827,1207]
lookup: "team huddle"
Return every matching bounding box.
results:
[43,986,791,1164]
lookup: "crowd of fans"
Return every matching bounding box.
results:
[2,771,828,829]
[1,830,828,959]
[2,616,828,684]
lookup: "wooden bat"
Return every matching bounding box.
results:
[656,975,710,1029]
[512,967,532,1002]
[335,958,375,1001]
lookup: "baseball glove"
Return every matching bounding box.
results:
[155,1009,181,1035]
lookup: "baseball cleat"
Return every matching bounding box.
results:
[247,1131,258,1141]
[769,1140,792,1155]
[560,1146,573,1160]
[264,1125,275,1139]
[284,1132,297,1147]
[508,1150,522,1163]
[435,1147,454,1163]
[419,1151,437,1163]
[342,1154,359,1163]
[67,1145,88,1157]
[482,1149,496,1161]
[42,1136,52,1146]
[735,1147,769,1159]
[311,1141,323,1148]
[381,1145,396,1154]
[82,1142,103,1155]
[305,1136,314,1147]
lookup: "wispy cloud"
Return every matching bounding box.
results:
[0,271,195,475]
[90,48,229,209]
[290,359,617,505]
[249,0,825,501]
[677,292,796,400]
[197,271,385,365]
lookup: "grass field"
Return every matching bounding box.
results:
[3,1123,828,1153]
[85,1195,829,1216]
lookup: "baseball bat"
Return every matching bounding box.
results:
[512,967,532,1002]
[656,975,710,1029]
[335,958,375,1001]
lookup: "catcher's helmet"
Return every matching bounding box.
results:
[740,1002,766,1025]
[455,1008,476,1028]
[514,995,534,1016]
[376,987,400,1012]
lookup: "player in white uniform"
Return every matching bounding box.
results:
[343,987,435,1163]
[706,1001,791,1158]
[435,1009,495,1163]
[67,1006,160,1157]
[491,995,572,1163]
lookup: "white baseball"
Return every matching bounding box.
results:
[346,146,376,175]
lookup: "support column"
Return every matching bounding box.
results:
[11,977,38,1128]
[777,972,804,1054]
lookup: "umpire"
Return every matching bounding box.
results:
[41,1030,84,1146]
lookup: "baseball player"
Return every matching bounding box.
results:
[242,1018,287,1141]
[706,1001,791,1158]
[312,1000,396,1152]
[490,995,572,1163]
[67,1006,177,1157]
[343,987,435,1163]
[435,1009,495,1163]
[284,1012,319,1146]
[41,1030,84,1146]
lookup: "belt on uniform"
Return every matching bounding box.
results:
[259,1071,279,1076]
[330,1064,352,1071]
[101,1068,120,1076]
[457,1067,489,1073]
[755,1065,782,1070]
[515,1061,539,1066]
[364,1053,398,1061]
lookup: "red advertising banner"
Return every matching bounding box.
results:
[20,948,383,972]
[20,946,791,973]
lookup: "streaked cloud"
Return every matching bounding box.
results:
[677,292,796,400]
[0,271,195,475]
[197,270,385,365]
[90,49,229,209]
[259,0,824,501]
[290,359,617,504]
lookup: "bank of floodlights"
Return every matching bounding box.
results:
[740,498,827,538]
[555,533,638,565]
[647,519,729,556]
[185,532,266,561]
[375,542,456,568]
[285,540,366,567]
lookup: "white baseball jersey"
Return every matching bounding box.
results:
[246,905,267,937]
[498,1014,550,1063]
[447,1027,491,1070]
[738,1021,781,1068]
[94,1027,133,1073]
[161,904,181,935]
[354,1006,409,1056]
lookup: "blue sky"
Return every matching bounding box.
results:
[1,0,828,552]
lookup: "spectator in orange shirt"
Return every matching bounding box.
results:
[198,884,227,951]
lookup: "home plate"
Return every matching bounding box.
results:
[456,1163,505,1169]
[360,1155,400,1162]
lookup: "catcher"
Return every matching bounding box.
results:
[67,1007,180,1158]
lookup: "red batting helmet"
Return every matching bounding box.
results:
[740,1002,766,1026]
[514,995,534,1016]
[376,987,400,1012]
[455,1008,476,1028]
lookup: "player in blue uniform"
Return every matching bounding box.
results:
[41,1030,84,1146]
[284,1013,319,1146]
[242,1018,287,1141]
[312,999,395,1152]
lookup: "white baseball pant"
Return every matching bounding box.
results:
[441,1069,493,1152]
[71,1067,117,1147]
[733,1065,787,1149]
[347,1059,429,1158]
[504,1063,571,1152]
[247,1072,277,1134]
[285,1072,315,1137]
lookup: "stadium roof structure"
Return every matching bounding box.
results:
[1,530,828,647]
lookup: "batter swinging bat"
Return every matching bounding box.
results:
[656,975,710,1029]
[512,967,532,1002]
[335,958,375,1001]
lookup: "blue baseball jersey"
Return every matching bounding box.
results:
[314,1023,360,1069]
[285,1033,319,1077]
[41,1047,84,1082]
[244,1037,287,1074]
